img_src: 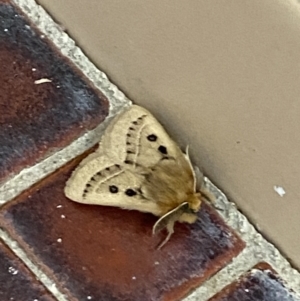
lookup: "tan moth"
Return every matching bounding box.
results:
[64,105,206,248]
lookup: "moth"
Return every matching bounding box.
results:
[65,105,206,248]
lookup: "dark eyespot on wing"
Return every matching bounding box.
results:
[158,145,168,155]
[125,189,137,197]
[147,134,157,142]
[86,164,124,197]
[109,185,119,193]
[124,160,134,165]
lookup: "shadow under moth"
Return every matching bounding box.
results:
[65,105,208,249]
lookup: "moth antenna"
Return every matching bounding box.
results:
[152,202,190,249]
[152,202,189,235]
[194,165,204,191]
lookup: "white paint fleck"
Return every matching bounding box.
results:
[4,28,8,32]
[41,35,45,39]
[34,78,52,85]
[154,261,160,265]
[56,85,60,88]
[274,185,286,197]
[132,276,136,280]
[87,296,92,300]
[57,238,62,243]
[33,299,39,301]
[61,215,66,219]
[245,288,249,292]
[56,205,62,208]
[8,267,18,275]
[32,68,36,72]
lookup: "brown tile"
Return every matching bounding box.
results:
[209,263,299,301]
[0,239,56,301]
[0,0,109,182]
[0,149,245,301]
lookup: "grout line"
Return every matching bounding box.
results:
[0,228,69,301]
[0,112,128,204]
[12,0,131,116]
[4,0,300,300]
[184,178,300,301]
[1,0,133,203]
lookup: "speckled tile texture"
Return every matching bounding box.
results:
[0,0,109,183]
[0,148,245,301]
[0,239,56,301]
[208,263,300,301]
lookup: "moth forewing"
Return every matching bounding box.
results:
[64,105,205,248]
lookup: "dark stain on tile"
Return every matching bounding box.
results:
[0,239,56,301]
[0,1,109,182]
[208,263,299,301]
[0,149,245,301]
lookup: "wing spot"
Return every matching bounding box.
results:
[147,134,157,142]
[109,185,119,193]
[105,167,110,171]
[158,145,168,155]
[127,134,131,137]
[132,121,138,125]
[125,189,137,197]
[124,160,133,164]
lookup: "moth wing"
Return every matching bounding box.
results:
[100,105,184,167]
[65,155,162,215]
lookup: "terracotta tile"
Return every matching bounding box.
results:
[209,263,299,301]
[0,239,56,301]
[0,149,245,301]
[0,0,109,182]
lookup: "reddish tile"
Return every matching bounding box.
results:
[209,263,299,301]
[0,239,56,301]
[0,149,245,301]
[0,0,109,182]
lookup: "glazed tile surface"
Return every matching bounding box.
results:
[0,150,245,301]
[0,239,56,301]
[0,0,109,182]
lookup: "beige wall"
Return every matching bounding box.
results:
[37,0,300,269]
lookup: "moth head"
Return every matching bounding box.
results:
[177,192,201,224]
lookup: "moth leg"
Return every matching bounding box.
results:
[157,221,175,250]
[152,202,190,249]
